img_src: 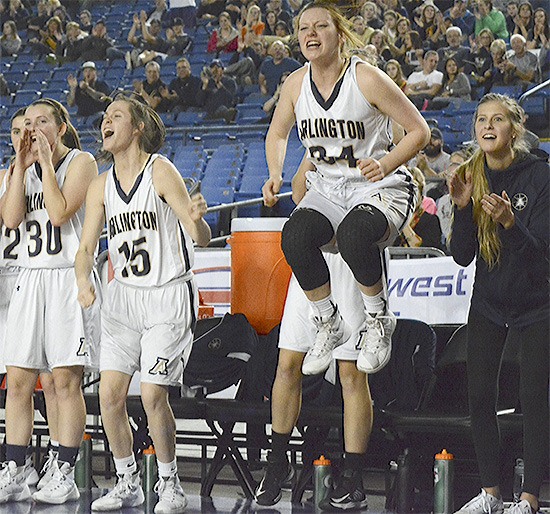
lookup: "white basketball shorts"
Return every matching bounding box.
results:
[100,278,197,386]
[4,267,101,371]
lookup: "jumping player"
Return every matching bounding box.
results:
[75,95,211,513]
[262,2,429,377]
[0,98,99,505]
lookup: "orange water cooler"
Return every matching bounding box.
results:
[229,218,292,335]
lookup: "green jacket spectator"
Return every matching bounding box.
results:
[475,0,509,40]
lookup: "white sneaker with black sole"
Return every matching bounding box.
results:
[302,308,351,375]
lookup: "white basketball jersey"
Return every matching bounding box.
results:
[0,171,21,273]
[105,153,195,287]
[295,56,395,181]
[18,149,85,269]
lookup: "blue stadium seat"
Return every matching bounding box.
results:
[176,111,203,126]
[238,174,265,195]
[12,90,41,106]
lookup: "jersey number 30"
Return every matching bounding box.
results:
[118,237,151,278]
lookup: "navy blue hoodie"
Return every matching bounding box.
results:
[450,152,549,327]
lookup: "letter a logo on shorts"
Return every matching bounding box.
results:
[77,337,89,356]
[149,357,169,376]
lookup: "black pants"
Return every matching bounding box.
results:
[467,308,549,495]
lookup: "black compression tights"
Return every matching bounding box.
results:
[466,308,549,495]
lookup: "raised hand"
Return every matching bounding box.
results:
[448,170,473,209]
[481,190,515,229]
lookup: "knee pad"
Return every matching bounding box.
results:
[336,205,388,287]
[281,209,334,291]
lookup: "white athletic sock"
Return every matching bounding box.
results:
[114,455,137,475]
[311,295,336,320]
[157,458,178,479]
[361,290,387,317]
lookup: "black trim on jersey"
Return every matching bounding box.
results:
[310,60,351,111]
[186,279,197,334]
[113,154,153,205]
[394,168,417,232]
[178,222,191,273]
[35,150,72,181]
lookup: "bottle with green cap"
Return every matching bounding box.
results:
[434,449,454,514]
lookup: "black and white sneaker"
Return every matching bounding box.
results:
[319,469,368,511]
[254,454,295,507]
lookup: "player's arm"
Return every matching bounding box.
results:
[0,168,7,227]
[43,150,98,227]
[75,174,107,308]
[263,68,303,206]
[152,158,211,247]
[291,152,314,205]
[357,63,430,180]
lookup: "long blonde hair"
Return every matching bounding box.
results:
[454,93,528,267]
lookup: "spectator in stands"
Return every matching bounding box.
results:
[5,0,29,31]
[437,26,470,71]
[127,12,170,69]
[444,0,475,37]
[274,20,291,39]
[474,0,508,40]
[385,59,408,90]
[52,4,70,31]
[526,8,549,49]
[500,33,538,85]
[147,0,172,27]
[133,60,172,113]
[264,10,279,35]
[362,1,383,29]
[261,70,290,121]
[351,15,375,45]
[435,148,468,247]
[0,20,21,55]
[166,17,192,55]
[80,19,125,62]
[196,0,225,22]
[165,57,201,111]
[432,56,471,106]
[78,9,92,34]
[267,0,292,27]
[169,0,197,29]
[56,20,84,62]
[381,10,399,44]
[388,16,409,60]
[207,11,239,55]
[241,4,265,47]
[468,28,494,91]
[370,29,392,65]
[413,3,446,50]
[505,1,519,36]
[400,29,424,74]
[29,15,64,55]
[27,0,49,40]
[67,61,111,118]
[451,93,548,514]
[258,40,301,96]
[410,127,451,177]
[484,38,511,89]
[196,59,238,123]
[0,73,10,96]
[512,1,533,40]
[405,50,444,108]
[394,166,444,249]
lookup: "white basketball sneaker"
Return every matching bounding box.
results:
[32,461,79,504]
[0,461,31,503]
[154,474,187,514]
[36,449,57,490]
[302,308,351,375]
[454,489,504,514]
[91,471,144,511]
[356,310,396,374]
[22,456,39,487]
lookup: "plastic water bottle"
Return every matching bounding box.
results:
[313,455,332,509]
[434,449,454,514]
[142,445,158,494]
[74,433,92,489]
[513,458,524,502]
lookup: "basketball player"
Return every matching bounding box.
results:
[75,95,211,513]
[0,99,99,505]
[262,2,429,377]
